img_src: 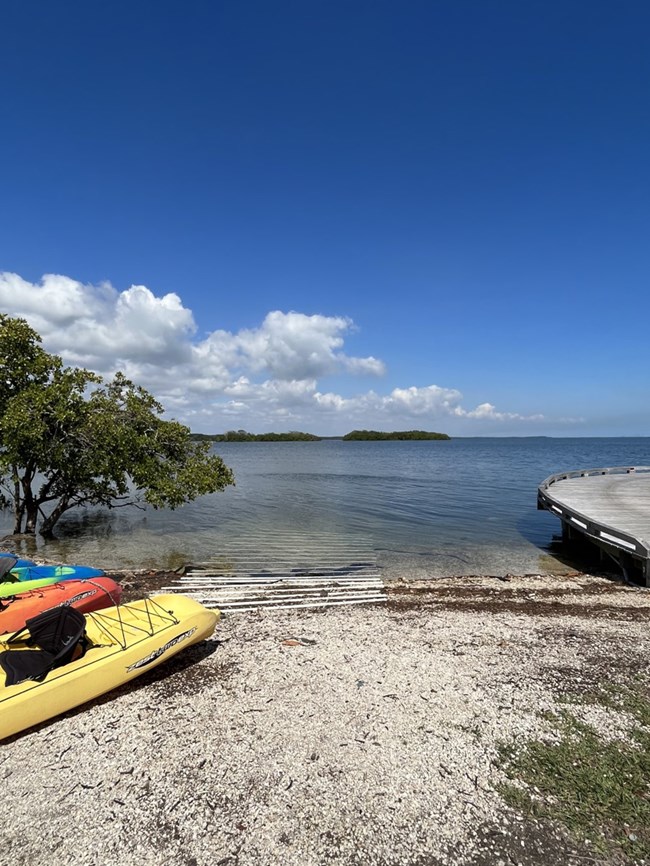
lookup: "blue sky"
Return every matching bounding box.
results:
[1,0,648,435]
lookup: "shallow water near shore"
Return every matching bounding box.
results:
[2,437,649,577]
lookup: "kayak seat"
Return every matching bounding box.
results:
[0,555,18,581]
[0,649,60,686]
[0,606,87,686]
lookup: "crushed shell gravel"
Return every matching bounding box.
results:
[1,574,649,866]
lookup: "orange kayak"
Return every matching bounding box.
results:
[0,577,122,635]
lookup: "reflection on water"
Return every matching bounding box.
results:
[1,438,648,577]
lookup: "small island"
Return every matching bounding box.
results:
[342,429,450,440]
[190,429,450,442]
[190,430,321,442]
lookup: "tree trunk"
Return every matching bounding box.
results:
[12,476,23,534]
[12,509,24,534]
[24,504,39,535]
[38,499,70,539]
[13,468,38,535]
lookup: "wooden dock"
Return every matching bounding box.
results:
[538,466,650,586]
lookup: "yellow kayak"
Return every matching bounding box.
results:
[0,594,218,740]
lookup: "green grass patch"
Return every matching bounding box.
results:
[559,676,650,723]
[497,680,650,862]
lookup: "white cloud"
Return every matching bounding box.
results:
[461,402,544,422]
[229,311,386,380]
[386,385,465,416]
[0,272,107,326]
[0,273,195,366]
[0,271,547,434]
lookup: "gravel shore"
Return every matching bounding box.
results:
[1,572,649,866]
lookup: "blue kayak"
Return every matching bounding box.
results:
[0,552,36,569]
[8,564,106,582]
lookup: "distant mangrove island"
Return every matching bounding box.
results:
[190,429,450,442]
[342,430,450,440]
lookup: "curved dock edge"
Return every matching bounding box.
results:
[538,466,650,587]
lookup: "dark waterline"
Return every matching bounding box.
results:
[2,438,649,578]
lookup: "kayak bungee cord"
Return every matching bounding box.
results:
[86,596,180,651]
[83,578,121,609]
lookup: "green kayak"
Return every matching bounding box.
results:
[0,576,59,599]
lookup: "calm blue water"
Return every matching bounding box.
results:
[2,438,649,577]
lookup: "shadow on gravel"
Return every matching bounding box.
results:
[460,818,590,866]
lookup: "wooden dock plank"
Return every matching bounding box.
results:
[546,474,650,541]
[538,466,650,585]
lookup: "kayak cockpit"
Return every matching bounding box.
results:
[0,606,89,686]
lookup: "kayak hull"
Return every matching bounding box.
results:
[0,594,218,740]
[0,553,35,569]
[0,577,59,599]
[8,565,105,582]
[0,578,123,635]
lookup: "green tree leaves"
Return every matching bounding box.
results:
[0,316,234,537]
[0,314,57,417]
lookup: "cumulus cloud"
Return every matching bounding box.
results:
[0,271,546,433]
[461,402,544,422]
[386,385,464,416]
[0,273,196,367]
[234,311,385,380]
[308,387,544,425]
